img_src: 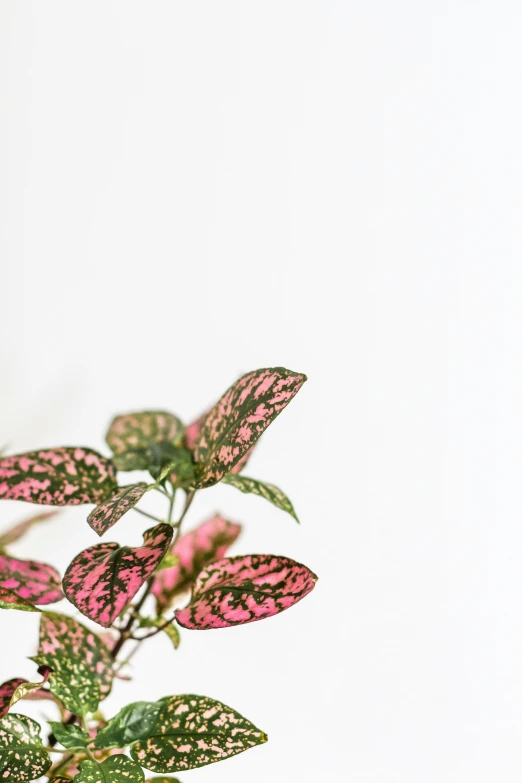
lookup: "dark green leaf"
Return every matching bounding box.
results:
[31,654,100,715]
[0,714,50,782]
[93,702,161,749]
[39,612,114,700]
[75,755,144,783]
[130,694,266,772]
[222,473,299,521]
[47,722,90,748]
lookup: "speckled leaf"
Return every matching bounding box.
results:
[93,702,161,749]
[31,653,100,715]
[162,449,195,489]
[47,722,90,748]
[0,713,50,782]
[138,618,180,649]
[185,416,252,474]
[152,516,241,612]
[222,474,299,521]
[193,367,307,487]
[0,669,51,718]
[88,484,150,537]
[131,694,266,772]
[75,755,144,783]
[107,412,184,455]
[112,450,149,472]
[0,588,40,612]
[38,612,114,699]
[0,511,58,548]
[175,554,317,630]
[145,778,181,783]
[63,524,173,627]
[0,553,63,605]
[0,448,117,506]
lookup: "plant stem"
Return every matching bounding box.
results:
[133,507,163,524]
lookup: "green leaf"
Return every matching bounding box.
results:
[112,450,150,472]
[222,473,299,521]
[0,587,40,612]
[38,612,114,700]
[0,713,51,782]
[48,722,90,748]
[155,552,179,572]
[93,702,161,749]
[75,755,144,783]
[106,412,184,455]
[138,617,180,649]
[31,654,100,715]
[145,779,182,783]
[130,694,266,772]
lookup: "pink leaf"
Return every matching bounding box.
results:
[0,511,59,548]
[106,411,184,455]
[175,554,317,630]
[0,587,40,612]
[152,515,242,611]
[87,483,149,537]
[0,448,117,506]
[185,415,252,475]
[63,524,173,627]
[0,554,63,604]
[193,367,307,487]
[0,670,51,718]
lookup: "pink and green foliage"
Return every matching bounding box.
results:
[0,367,316,782]
[87,484,150,536]
[175,554,317,630]
[192,367,307,487]
[0,449,116,506]
[0,553,62,605]
[152,515,242,611]
[63,524,173,627]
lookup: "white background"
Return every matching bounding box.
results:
[1,2,522,781]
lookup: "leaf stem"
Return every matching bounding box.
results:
[133,507,163,524]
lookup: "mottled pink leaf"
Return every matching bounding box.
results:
[0,511,58,548]
[0,587,40,612]
[152,515,242,611]
[106,411,184,455]
[87,483,149,537]
[175,554,317,630]
[0,680,26,718]
[193,367,307,487]
[185,415,251,475]
[0,554,63,605]
[0,448,117,506]
[63,524,173,627]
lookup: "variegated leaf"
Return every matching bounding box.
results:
[0,714,50,782]
[185,415,251,474]
[222,473,299,521]
[112,450,150,472]
[145,778,181,783]
[138,617,180,649]
[175,554,317,630]
[107,412,184,455]
[39,612,114,699]
[0,669,51,718]
[63,524,173,627]
[87,484,150,537]
[0,553,63,604]
[152,516,241,611]
[0,448,117,506]
[31,653,100,715]
[75,755,144,783]
[131,694,266,772]
[0,511,58,548]
[0,588,40,612]
[47,722,90,748]
[193,367,307,487]
[93,702,161,749]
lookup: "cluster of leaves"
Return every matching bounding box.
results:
[0,367,317,781]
